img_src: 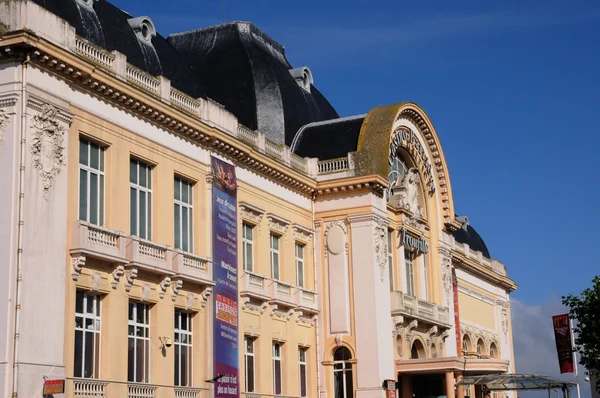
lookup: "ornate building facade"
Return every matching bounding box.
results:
[0,1,516,398]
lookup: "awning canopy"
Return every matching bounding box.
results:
[456,374,577,391]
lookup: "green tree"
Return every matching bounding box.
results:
[562,276,600,391]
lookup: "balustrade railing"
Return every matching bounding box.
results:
[139,240,167,261]
[126,64,160,94]
[390,291,450,325]
[170,88,201,115]
[128,383,158,398]
[237,125,259,147]
[74,37,114,69]
[87,225,120,248]
[290,153,308,173]
[265,140,284,159]
[174,387,204,398]
[73,378,109,398]
[317,157,349,174]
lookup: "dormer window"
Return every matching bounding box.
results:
[76,0,97,9]
[128,17,157,44]
[289,67,314,92]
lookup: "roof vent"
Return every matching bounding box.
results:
[289,67,313,92]
[456,215,470,230]
[128,16,157,44]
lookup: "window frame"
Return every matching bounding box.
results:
[333,347,353,398]
[298,347,307,397]
[130,159,153,240]
[295,243,305,288]
[127,302,151,383]
[174,310,193,387]
[270,233,281,280]
[74,291,102,379]
[273,342,283,395]
[78,138,105,226]
[244,336,255,393]
[404,248,415,297]
[242,223,254,272]
[174,177,194,253]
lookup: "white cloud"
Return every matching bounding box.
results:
[511,295,591,398]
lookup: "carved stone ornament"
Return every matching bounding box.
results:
[240,203,264,231]
[325,220,348,256]
[186,293,195,310]
[267,214,290,235]
[141,283,151,301]
[125,268,138,292]
[171,279,183,301]
[439,251,453,306]
[30,104,66,200]
[335,334,343,347]
[112,265,125,289]
[201,286,213,308]
[389,167,424,218]
[374,224,387,282]
[159,276,171,299]
[405,319,418,342]
[501,308,509,340]
[91,272,102,291]
[293,224,313,243]
[0,108,9,147]
[71,256,86,281]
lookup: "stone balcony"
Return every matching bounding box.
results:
[126,236,173,274]
[239,271,270,301]
[172,249,213,285]
[390,291,450,328]
[294,287,319,314]
[269,280,296,308]
[70,220,127,263]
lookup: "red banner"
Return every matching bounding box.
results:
[452,268,462,357]
[552,314,574,373]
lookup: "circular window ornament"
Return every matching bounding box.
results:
[128,17,157,44]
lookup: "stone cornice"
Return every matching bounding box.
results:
[453,253,517,293]
[315,174,387,197]
[0,33,318,196]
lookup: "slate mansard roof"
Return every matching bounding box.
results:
[29,0,338,145]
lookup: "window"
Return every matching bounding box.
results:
[410,340,425,359]
[74,292,101,378]
[244,337,255,392]
[270,234,280,280]
[174,310,193,386]
[299,348,307,397]
[333,347,353,398]
[79,139,105,225]
[273,343,283,395]
[404,248,415,297]
[242,223,254,272]
[423,255,429,300]
[388,230,394,291]
[128,302,150,383]
[296,243,305,288]
[174,177,193,252]
[490,343,498,359]
[130,159,152,240]
[462,335,471,354]
[477,339,485,357]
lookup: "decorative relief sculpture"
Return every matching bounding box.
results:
[159,276,171,299]
[201,286,213,308]
[125,268,138,292]
[186,293,195,310]
[0,108,9,147]
[30,104,66,200]
[389,167,424,218]
[501,308,509,340]
[111,265,125,289]
[439,250,453,306]
[324,220,348,256]
[171,279,183,301]
[91,272,102,291]
[71,256,86,281]
[141,283,151,301]
[374,224,387,282]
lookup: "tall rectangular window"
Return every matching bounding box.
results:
[79,139,105,226]
[244,336,255,392]
[242,223,254,272]
[299,348,307,397]
[423,255,429,300]
[74,291,101,378]
[130,159,152,240]
[388,230,394,291]
[273,343,282,395]
[405,248,415,297]
[128,302,150,383]
[270,234,280,280]
[174,310,193,386]
[174,177,193,252]
[295,243,305,288]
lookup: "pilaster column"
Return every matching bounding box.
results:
[348,213,395,398]
[439,245,457,357]
[205,173,213,259]
[445,371,456,398]
[455,373,464,398]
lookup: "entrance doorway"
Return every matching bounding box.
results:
[412,374,446,398]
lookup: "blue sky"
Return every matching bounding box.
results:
[110,0,599,392]
[109,0,600,303]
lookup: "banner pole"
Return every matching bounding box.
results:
[569,318,581,398]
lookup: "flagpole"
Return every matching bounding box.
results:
[570,317,581,398]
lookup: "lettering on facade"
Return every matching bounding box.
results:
[389,127,435,195]
[401,227,429,253]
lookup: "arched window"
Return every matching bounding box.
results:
[476,339,485,357]
[387,156,408,199]
[410,340,425,359]
[462,335,472,353]
[333,347,353,398]
[489,343,498,359]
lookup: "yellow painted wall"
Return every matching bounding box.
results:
[457,292,496,330]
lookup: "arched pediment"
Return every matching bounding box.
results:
[356,102,456,224]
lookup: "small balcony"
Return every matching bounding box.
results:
[174,387,204,398]
[128,383,158,398]
[294,287,319,313]
[390,291,450,327]
[126,236,173,274]
[73,378,109,398]
[269,280,296,308]
[172,249,214,285]
[239,271,270,301]
[71,221,127,263]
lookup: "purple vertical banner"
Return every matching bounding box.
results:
[211,156,239,398]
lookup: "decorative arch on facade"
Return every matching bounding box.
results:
[356,102,456,224]
[410,337,427,359]
[489,342,499,359]
[325,341,357,362]
[462,334,473,353]
[476,338,486,356]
